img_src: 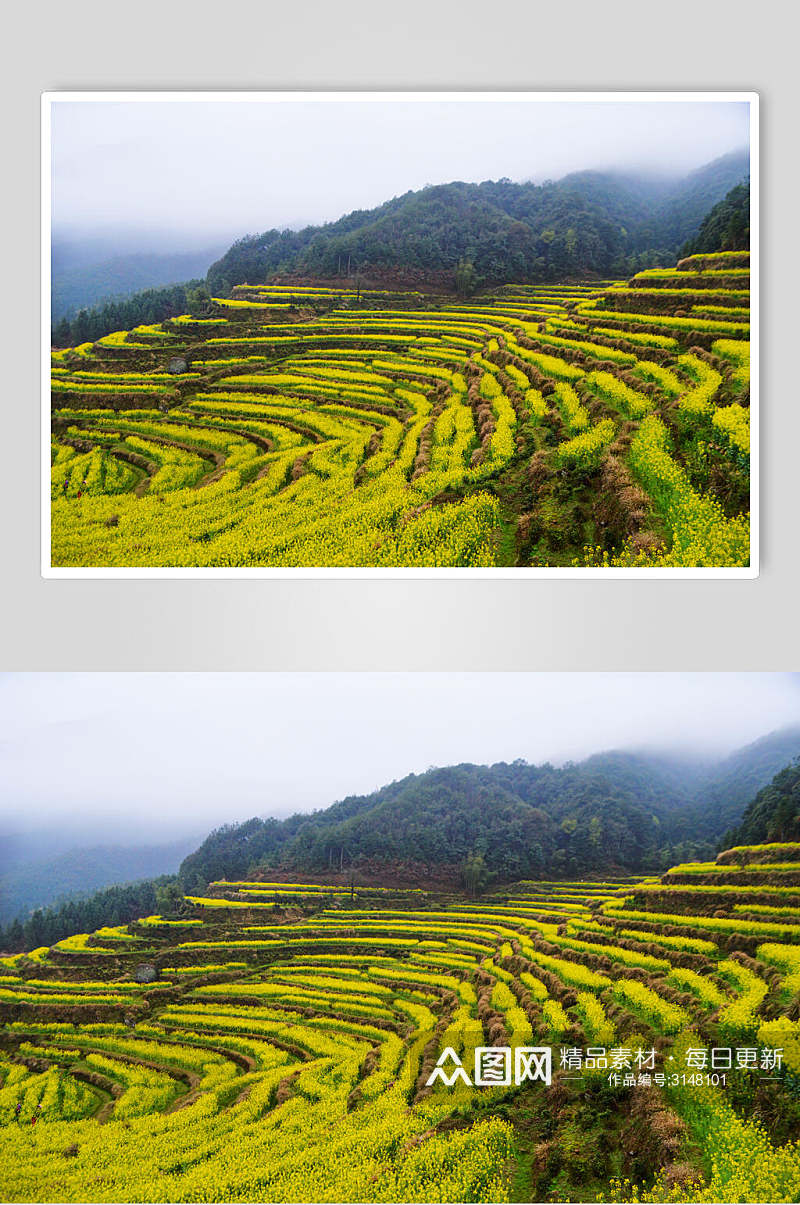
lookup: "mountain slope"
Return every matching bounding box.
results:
[178,728,797,890]
[206,150,749,293]
[651,150,750,247]
[3,734,795,952]
[681,177,750,254]
[724,759,800,845]
[52,244,227,323]
[0,839,198,927]
[684,726,800,840]
[176,740,776,889]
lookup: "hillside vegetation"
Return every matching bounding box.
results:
[681,180,750,257]
[2,839,800,1202]
[52,282,206,349]
[178,735,800,891]
[725,762,800,847]
[206,152,749,294]
[668,728,800,841]
[51,154,748,351]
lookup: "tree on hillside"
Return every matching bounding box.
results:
[461,851,489,897]
[186,284,214,316]
[454,258,479,296]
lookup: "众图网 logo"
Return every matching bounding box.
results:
[425,1046,552,1088]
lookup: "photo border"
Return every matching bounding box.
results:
[41,89,759,579]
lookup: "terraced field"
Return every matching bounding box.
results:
[3,843,799,1202]
[49,252,752,568]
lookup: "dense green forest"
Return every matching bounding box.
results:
[51,281,210,349]
[724,761,800,846]
[0,879,176,955]
[177,759,674,889]
[177,733,798,890]
[206,150,748,294]
[681,178,750,255]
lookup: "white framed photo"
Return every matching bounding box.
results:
[43,91,757,577]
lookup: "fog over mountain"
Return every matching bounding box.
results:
[51,234,229,321]
[1,673,796,924]
[52,98,750,240]
[2,673,796,842]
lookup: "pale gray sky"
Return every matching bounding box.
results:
[0,674,795,841]
[51,98,750,244]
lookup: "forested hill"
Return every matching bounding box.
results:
[681,726,800,841]
[178,728,799,890]
[206,149,749,293]
[725,761,800,846]
[681,178,750,255]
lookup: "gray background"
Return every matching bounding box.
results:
[2,0,796,670]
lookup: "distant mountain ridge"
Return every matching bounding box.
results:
[673,727,800,839]
[206,149,749,293]
[52,242,228,323]
[724,756,800,847]
[0,839,198,927]
[178,724,798,890]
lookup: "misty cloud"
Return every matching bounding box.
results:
[50,97,750,245]
[0,673,795,842]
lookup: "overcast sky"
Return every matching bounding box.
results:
[1,673,796,843]
[51,97,750,245]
